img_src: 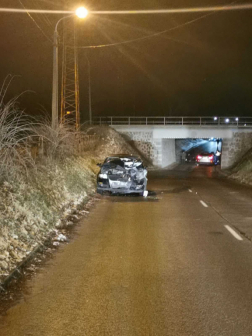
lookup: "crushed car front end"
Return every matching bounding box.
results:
[97,155,147,195]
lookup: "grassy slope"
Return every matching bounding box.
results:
[0,126,138,281]
[229,147,252,185]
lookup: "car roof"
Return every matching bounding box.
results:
[107,154,140,159]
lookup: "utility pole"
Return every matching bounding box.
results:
[51,5,87,130]
[60,19,80,130]
[60,1,80,130]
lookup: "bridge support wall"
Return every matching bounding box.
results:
[162,139,176,167]
[222,133,252,169]
[120,131,176,167]
[121,131,162,166]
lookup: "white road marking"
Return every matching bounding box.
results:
[200,200,208,208]
[225,225,243,241]
[188,189,192,193]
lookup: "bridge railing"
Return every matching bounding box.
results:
[93,116,252,127]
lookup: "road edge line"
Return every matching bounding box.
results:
[200,200,208,208]
[224,225,243,241]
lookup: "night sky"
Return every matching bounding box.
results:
[1,0,252,121]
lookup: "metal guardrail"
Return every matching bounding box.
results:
[93,116,252,127]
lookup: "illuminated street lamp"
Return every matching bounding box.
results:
[52,7,88,129]
[225,118,230,123]
[76,7,88,18]
[214,117,218,121]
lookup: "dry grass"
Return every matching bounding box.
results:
[34,119,79,160]
[0,98,35,181]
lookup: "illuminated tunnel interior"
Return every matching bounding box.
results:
[175,138,223,163]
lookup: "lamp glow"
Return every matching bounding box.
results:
[76,6,88,18]
[214,117,218,121]
[235,117,239,121]
[225,118,230,123]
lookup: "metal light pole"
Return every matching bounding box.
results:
[51,7,88,129]
[85,53,92,124]
[51,26,59,130]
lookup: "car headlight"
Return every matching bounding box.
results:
[99,174,108,179]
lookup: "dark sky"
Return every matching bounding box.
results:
[1,0,252,121]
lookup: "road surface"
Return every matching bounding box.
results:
[1,164,252,336]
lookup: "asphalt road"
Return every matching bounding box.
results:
[1,164,252,335]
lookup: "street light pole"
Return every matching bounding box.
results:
[51,7,88,129]
[85,53,92,124]
[52,25,59,130]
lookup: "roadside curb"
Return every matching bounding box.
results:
[0,194,98,293]
[218,169,232,178]
[0,240,49,292]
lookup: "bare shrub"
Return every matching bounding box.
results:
[0,98,35,181]
[34,119,80,160]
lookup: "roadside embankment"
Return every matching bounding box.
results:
[0,125,139,283]
[228,147,252,185]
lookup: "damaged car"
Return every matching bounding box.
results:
[97,155,148,196]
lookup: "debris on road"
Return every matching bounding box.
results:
[55,234,67,242]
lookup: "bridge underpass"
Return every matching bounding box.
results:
[175,138,221,164]
[106,122,252,169]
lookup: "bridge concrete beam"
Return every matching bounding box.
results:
[113,125,252,139]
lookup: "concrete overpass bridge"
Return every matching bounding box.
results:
[94,117,252,168]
